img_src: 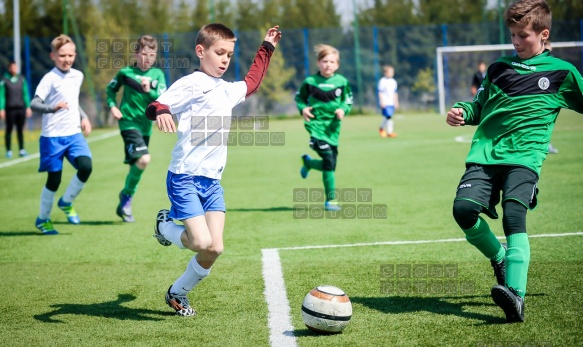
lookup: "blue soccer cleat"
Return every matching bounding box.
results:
[58,197,81,224]
[116,191,134,222]
[324,200,341,211]
[35,217,59,235]
[300,154,311,179]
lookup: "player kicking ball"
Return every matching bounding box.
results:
[146,24,282,316]
[446,0,583,323]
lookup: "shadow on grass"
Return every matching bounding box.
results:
[34,293,171,323]
[351,295,509,325]
[0,231,46,237]
[229,206,295,212]
[53,220,121,226]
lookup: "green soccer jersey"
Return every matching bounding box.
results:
[106,66,167,136]
[454,51,583,175]
[295,72,353,146]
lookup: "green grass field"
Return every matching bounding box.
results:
[0,111,582,347]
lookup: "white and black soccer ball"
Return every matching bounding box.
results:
[301,285,352,334]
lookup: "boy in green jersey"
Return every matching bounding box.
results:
[446,0,583,323]
[296,44,353,211]
[106,35,167,222]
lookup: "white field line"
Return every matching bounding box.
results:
[454,134,473,143]
[261,231,583,347]
[0,130,118,170]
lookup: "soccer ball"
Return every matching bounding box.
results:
[301,285,352,334]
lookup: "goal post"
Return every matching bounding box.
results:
[436,41,583,115]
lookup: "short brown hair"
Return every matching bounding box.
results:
[314,44,339,62]
[51,34,75,52]
[196,23,236,49]
[504,0,552,33]
[134,35,158,53]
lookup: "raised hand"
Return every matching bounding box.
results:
[264,26,282,47]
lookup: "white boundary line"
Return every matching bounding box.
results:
[0,130,118,170]
[261,231,583,346]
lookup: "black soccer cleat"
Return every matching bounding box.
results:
[491,284,525,323]
[490,243,507,286]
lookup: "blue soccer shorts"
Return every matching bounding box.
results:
[381,106,395,118]
[166,172,226,220]
[39,133,92,172]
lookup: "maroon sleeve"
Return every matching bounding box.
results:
[146,100,171,120]
[244,41,275,98]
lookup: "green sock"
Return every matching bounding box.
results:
[505,233,530,298]
[323,170,336,201]
[123,164,144,196]
[308,159,323,171]
[463,216,504,261]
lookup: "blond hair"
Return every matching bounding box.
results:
[196,23,237,49]
[51,34,75,52]
[314,44,339,62]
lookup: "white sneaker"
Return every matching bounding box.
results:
[165,286,197,317]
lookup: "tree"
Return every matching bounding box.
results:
[358,0,417,27]
[258,46,296,114]
[173,0,193,33]
[192,0,210,31]
[235,0,261,31]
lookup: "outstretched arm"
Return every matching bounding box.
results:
[244,26,282,98]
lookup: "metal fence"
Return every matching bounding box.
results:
[1,20,581,128]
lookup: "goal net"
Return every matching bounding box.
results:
[436,41,583,115]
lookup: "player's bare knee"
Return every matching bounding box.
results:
[136,154,151,169]
[187,237,212,252]
[207,243,224,257]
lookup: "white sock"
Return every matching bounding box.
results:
[171,256,211,295]
[62,175,85,204]
[380,118,388,130]
[39,187,56,220]
[387,119,394,134]
[161,221,186,249]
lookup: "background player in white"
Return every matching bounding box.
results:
[377,65,399,138]
[30,34,93,235]
[146,24,282,316]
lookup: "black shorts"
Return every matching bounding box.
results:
[309,137,338,171]
[121,129,150,164]
[454,164,539,219]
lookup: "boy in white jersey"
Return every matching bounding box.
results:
[30,34,93,235]
[146,23,282,316]
[377,65,399,138]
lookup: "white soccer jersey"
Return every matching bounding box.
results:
[35,67,84,137]
[378,77,398,106]
[157,70,247,179]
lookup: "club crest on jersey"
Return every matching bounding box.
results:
[538,77,550,90]
[335,88,342,97]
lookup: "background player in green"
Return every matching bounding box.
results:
[296,44,352,211]
[106,35,167,222]
[446,0,583,323]
[0,61,33,158]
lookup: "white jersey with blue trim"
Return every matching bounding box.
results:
[157,70,247,179]
[35,67,84,137]
[378,77,398,106]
